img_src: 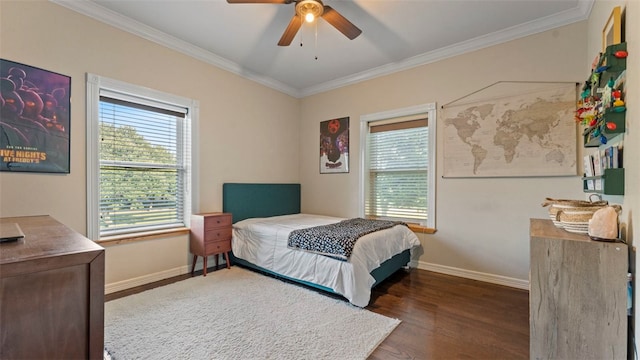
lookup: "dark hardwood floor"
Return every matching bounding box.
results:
[367,269,529,359]
[106,265,529,359]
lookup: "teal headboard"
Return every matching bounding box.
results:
[222,183,301,223]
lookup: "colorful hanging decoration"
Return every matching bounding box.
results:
[614,50,628,58]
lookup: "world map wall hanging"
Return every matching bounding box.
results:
[441,81,578,178]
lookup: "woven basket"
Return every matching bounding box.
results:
[554,204,621,234]
[542,197,608,229]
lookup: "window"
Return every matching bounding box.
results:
[86,74,197,240]
[360,103,436,228]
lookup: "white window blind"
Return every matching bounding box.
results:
[98,95,187,236]
[365,119,429,223]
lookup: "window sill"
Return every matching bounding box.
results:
[407,224,437,234]
[97,227,190,247]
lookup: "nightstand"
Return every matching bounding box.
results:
[190,212,232,276]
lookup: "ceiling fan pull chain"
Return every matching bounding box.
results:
[314,21,318,60]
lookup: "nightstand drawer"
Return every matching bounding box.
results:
[205,240,231,254]
[204,214,232,229]
[204,228,232,242]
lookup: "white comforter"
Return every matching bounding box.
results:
[231,214,421,307]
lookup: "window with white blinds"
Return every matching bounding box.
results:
[366,119,429,223]
[98,97,187,235]
[86,74,195,239]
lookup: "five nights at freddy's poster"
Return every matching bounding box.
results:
[320,117,349,173]
[0,59,71,173]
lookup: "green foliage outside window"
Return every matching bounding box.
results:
[99,122,180,231]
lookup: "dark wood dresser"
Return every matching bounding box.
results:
[0,215,105,360]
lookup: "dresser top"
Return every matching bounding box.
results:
[0,215,104,266]
[530,218,625,245]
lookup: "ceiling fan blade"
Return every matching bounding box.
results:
[321,5,362,40]
[226,0,290,3]
[278,15,302,46]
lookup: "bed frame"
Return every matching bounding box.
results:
[222,183,411,299]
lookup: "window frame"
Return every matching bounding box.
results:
[359,103,436,229]
[86,73,199,241]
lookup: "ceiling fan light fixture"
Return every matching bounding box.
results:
[296,0,323,23]
[226,0,360,46]
[305,12,315,23]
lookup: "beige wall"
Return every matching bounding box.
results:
[0,1,300,286]
[2,0,636,299]
[300,22,589,285]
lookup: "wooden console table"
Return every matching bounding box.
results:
[0,215,105,359]
[529,218,627,360]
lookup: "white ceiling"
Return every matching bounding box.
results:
[53,0,593,98]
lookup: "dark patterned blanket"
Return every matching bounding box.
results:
[287,218,406,261]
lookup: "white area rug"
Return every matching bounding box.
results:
[105,267,400,360]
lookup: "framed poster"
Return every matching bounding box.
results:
[320,117,349,173]
[0,59,71,173]
[602,6,622,52]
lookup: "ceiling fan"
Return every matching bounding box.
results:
[227,0,362,46]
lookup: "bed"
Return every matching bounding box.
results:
[222,183,421,307]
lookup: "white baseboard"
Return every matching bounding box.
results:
[105,265,190,294]
[410,260,529,290]
[106,261,529,294]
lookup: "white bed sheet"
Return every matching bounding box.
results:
[231,213,421,307]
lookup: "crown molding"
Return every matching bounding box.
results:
[50,0,300,98]
[51,0,593,99]
[300,0,594,97]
